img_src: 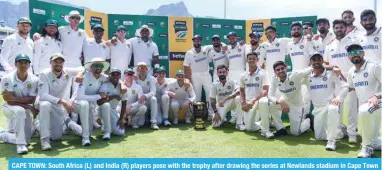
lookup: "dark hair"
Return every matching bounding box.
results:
[342,10,354,17]
[332,19,346,27]
[246,52,258,58]
[273,61,286,70]
[303,22,313,28]
[291,22,302,29]
[265,25,276,32]
[360,9,376,19]
[216,64,228,71]
[316,18,330,25]
[41,27,61,41]
[346,44,363,52]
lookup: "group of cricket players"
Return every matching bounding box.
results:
[0,9,380,158]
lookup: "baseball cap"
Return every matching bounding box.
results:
[310,52,323,60]
[227,31,237,37]
[15,54,31,63]
[124,68,135,74]
[45,19,58,27]
[156,66,166,73]
[176,70,185,75]
[92,24,104,31]
[249,32,261,38]
[50,53,65,61]
[110,68,121,74]
[316,18,330,25]
[192,34,202,40]
[18,17,32,25]
[346,44,363,52]
[265,25,276,32]
[212,34,220,39]
[117,25,126,31]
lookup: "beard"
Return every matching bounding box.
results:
[53,66,62,72]
[312,63,323,69]
[292,32,301,38]
[19,30,29,35]
[335,31,345,38]
[318,28,328,34]
[351,56,363,64]
[363,23,376,31]
[250,40,259,46]
[213,43,220,48]
[193,44,201,48]
[218,75,226,80]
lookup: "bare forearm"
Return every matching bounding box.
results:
[240,88,246,103]
[210,98,217,113]
[120,101,127,119]
[224,91,239,101]
[12,96,36,104]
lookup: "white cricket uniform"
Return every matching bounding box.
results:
[135,75,158,125]
[324,36,359,137]
[38,67,84,140]
[155,78,175,124]
[268,67,313,136]
[184,47,213,115]
[262,38,290,78]
[210,77,240,127]
[303,69,348,141]
[312,32,335,55]
[348,60,381,146]
[226,43,246,81]
[33,37,62,74]
[129,37,159,66]
[98,81,128,136]
[0,33,34,73]
[124,83,147,126]
[358,27,381,62]
[58,26,88,68]
[0,71,38,145]
[239,68,270,132]
[207,48,228,81]
[244,44,266,69]
[72,72,110,138]
[82,38,110,64]
[166,81,196,120]
[110,39,132,74]
[345,26,364,40]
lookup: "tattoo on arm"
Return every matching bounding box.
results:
[210,98,217,113]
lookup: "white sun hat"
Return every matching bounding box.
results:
[84,58,110,72]
[64,10,85,24]
[135,25,154,37]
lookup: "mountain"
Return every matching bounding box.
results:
[145,1,193,17]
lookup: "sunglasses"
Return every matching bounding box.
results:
[275,67,285,71]
[348,50,363,56]
[70,16,81,20]
[92,63,104,69]
[111,72,121,76]
[303,27,310,30]
[125,73,134,76]
[118,30,126,33]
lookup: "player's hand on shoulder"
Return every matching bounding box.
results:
[75,72,84,83]
[330,98,342,106]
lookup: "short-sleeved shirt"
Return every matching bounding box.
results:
[73,71,108,102]
[262,38,291,75]
[135,75,157,98]
[125,83,144,108]
[83,38,110,64]
[312,32,335,55]
[239,67,269,101]
[129,37,159,66]
[59,26,88,67]
[226,42,246,72]
[358,27,381,62]
[99,81,128,109]
[184,47,211,73]
[286,37,314,70]
[167,81,196,102]
[110,39,132,72]
[324,36,359,74]
[0,71,39,105]
[210,77,238,102]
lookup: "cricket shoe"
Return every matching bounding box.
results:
[82,137,91,146]
[349,135,358,144]
[261,131,275,139]
[235,124,245,131]
[41,138,52,151]
[151,124,160,130]
[273,128,288,137]
[357,145,373,158]
[371,137,381,151]
[185,117,192,124]
[17,145,28,154]
[172,118,178,125]
[103,132,111,141]
[325,140,336,151]
[163,120,171,127]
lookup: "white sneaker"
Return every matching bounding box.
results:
[82,137,91,146]
[262,131,275,139]
[172,118,178,125]
[103,132,111,141]
[185,117,192,124]
[349,135,358,144]
[229,117,236,124]
[371,137,381,151]
[41,138,52,151]
[357,145,373,158]
[0,130,7,142]
[163,120,171,127]
[325,140,336,151]
[151,124,159,130]
[17,145,28,154]
[235,124,245,131]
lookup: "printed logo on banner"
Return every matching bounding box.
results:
[251,23,264,38]
[174,20,188,41]
[60,14,65,19]
[223,25,232,28]
[113,20,119,26]
[160,22,165,27]
[33,8,46,15]
[159,56,169,60]
[169,52,185,60]
[202,24,210,28]
[147,22,156,26]
[212,24,221,28]
[123,21,134,25]
[234,25,243,30]
[280,22,289,26]
[159,33,168,37]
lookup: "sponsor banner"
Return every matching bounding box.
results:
[245,19,270,44]
[168,17,193,52]
[84,10,109,40]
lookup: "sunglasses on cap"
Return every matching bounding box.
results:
[92,63,104,69]
[348,50,363,56]
[70,16,81,20]
[275,67,285,71]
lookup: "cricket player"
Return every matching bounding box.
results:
[342,10,364,39]
[33,19,62,75]
[109,25,132,74]
[303,22,314,37]
[0,18,34,73]
[154,66,172,126]
[207,35,228,82]
[0,54,39,154]
[72,58,111,146]
[323,19,360,143]
[37,53,83,150]
[245,32,266,69]
[358,9,381,62]
[166,70,196,124]
[135,62,159,130]
[312,18,335,55]
[184,35,213,119]
[210,65,241,129]
[83,24,110,64]
[303,53,348,151]
[98,68,128,136]
[123,68,147,129]
[225,32,246,82]
[346,44,381,158]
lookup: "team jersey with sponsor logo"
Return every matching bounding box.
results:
[210,77,238,102]
[286,37,315,70]
[358,27,381,62]
[99,81,128,109]
[0,71,38,102]
[312,32,335,55]
[184,47,211,73]
[226,42,246,72]
[166,81,196,102]
[239,67,269,101]
[324,37,359,73]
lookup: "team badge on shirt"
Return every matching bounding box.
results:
[27,84,32,88]
[203,52,206,55]
[39,84,43,88]
[364,72,368,78]
[13,84,17,87]
[289,81,294,86]
[300,45,304,49]
[255,77,260,81]
[375,37,379,42]
[323,77,327,81]
[222,51,225,54]
[276,43,279,47]
[45,43,49,46]
[147,81,150,85]
[67,32,70,35]
[18,42,21,45]
[65,74,69,80]
[132,90,136,94]
[238,48,242,52]
[52,80,56,83]
[78,32,82,37]
[5,83,8,86]
[227,86,231,89]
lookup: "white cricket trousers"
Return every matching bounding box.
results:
[312,104,344,141]
[236,97,272,132]
[2,104,33,145]
[191,72,213,116]
[170,99,192,120]
[358,99,381,146]
[109,106,125,136]
[212,97,241,127]
[138,96,158,125]
[73,101,111,138]
[129,104,147,127]
[155,94,170,125]
[337,73,358,137]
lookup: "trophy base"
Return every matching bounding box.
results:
[194,118,206,130]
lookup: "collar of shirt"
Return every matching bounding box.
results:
[192,48,203,54]
[247,67,260,76]
[14,72,31,83]
[16,32,29,42]
[366,27,382,36]
[293,37,305,45]
[269,38,280,45]
[230,42,240,50]
[310,68,328,78]
[355,60,370,73]
[137,37,152,44]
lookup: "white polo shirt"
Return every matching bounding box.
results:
[0,71,39,102]
[99,81,128,109]
[156,78,175,100]
[324,37,359,74]
[287,37,314,70]
[38,67,84,103]
[58,26,88,67]
[207,48,228,71]
[245,44,266,68]
[83,38,110,64]
[0,33,34,73]
[262,38,290,75]
[33,36,63,74]
[128,37,159,66]
[73,71,108,102]
[226,42,246,72]
[125,82,144,108]
[269,67,313,106]
[135,75,156,99]
[358,27,381,62]
[312,32,335,55]
[239,67,268,102]
[348,60,381,103]
[304,69,348,106]
[210,77,238,102]
[166,81,196,102]
[184,47,211,74]
[345,26,364,40]
[110,39,132,72]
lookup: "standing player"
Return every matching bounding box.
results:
[33,19,62,75]
[0,54,38,154]
[324,19,359,143]
[210,65,241,128]
[303,22,314,37]
[207,35,228,81]
[82,24,110,64]
[109,25,132,74]
[346,44,381,158]
[245,32,266,69]
[358,9,381,62]
[303,53,348,151]
[342,10,363,39]
[0,18,34,73]
[72,58,111,146]
[166,70,196,124]
[135,62,159,130]
[225,32,246,82]
[312,18,335,55]
[38,53,83,150]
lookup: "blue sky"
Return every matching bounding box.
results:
[8,0,381,28]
